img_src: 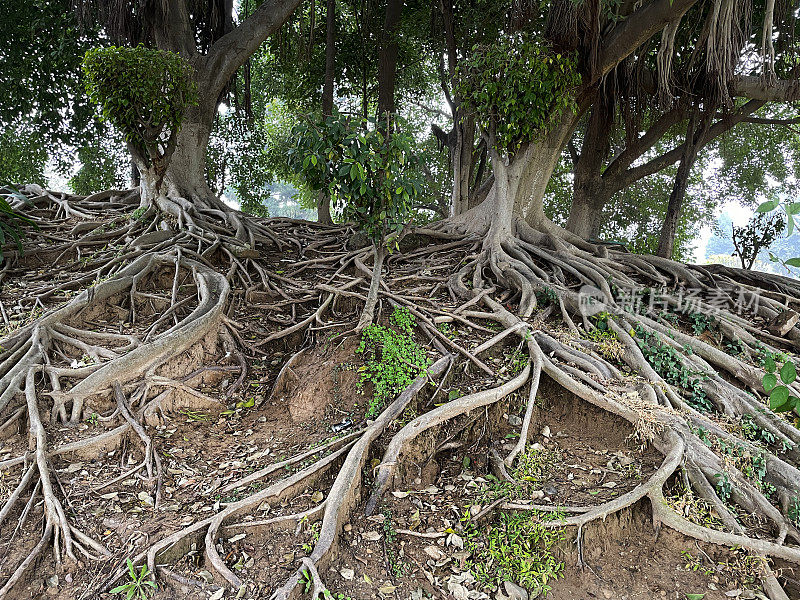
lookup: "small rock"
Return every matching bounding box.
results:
[46,575,59,588]
[340,568,354,581]
[503,581,528,600]
[530,490,544,500]
[601,590,613,599]
[343,523,352,532]
[508,414,523,426]
[209,588,225,600]
[469,504,482,516]
[541,426,551,438]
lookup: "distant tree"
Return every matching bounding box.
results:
[731,212,786,270]
[0,0,101,163]
[69,140,127,195]
[0,130,48,187]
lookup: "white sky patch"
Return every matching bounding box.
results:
[692,200,753,263]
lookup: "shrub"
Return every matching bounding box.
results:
[82,45,198,188]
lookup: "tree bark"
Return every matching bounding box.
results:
[566,99,613,239]
[316,0,336,225]
[451,114,477,216]
[377,0,402,118]
[656,109,704,259]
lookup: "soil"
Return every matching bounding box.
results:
[2,337,763,600]
[0,209,785,600]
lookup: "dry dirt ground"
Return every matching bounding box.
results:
[2,334,778,600]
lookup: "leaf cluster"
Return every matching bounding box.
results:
[635,327,711,412]
[82,46,198,167]
[356,307,430,418]
[454,33,580,154]
[762,353,800,414]
[288,111,423,244]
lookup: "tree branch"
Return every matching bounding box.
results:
[733,76,800,102]
[611,100,765,193]
[604,106,686,178]
[598,0,701,80]
[204,0,304,98]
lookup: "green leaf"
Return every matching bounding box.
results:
[756,200,779,213]
[764,355,776,373]
[785,258,800,268]
[770,385,791,411]
[763,373,778,392]
[781,360,797,384]
[686,595,706,600]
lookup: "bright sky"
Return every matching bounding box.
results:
[692,200,753,263]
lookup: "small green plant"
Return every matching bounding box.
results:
[591,311,613,333]
[436,322,458,340]
[382,509,407,577]
[301,519,321,554]
[789,497,800,526]
[688,312,715,336]
[715,472,732,504]
[85,412,99,426]
[447,388,464,401]
[535,287,558,307]
[635,327,712,412]
[111,559,156,600]
[130,206,147,221]
[463,510,564,596]
[762,354,800,414]
[506,346,529,376]
[356,307,430,418]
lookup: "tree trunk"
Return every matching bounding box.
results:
[316,189,333,225]
[451,113,476,216]
[316,0,336,225]
[566,99,612,239]
[566,184,608,240]
[377,0,402,117]
[450,111,582,242]
[127,0,304,207]
[656,110,703,259]
[357,242,386,331]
